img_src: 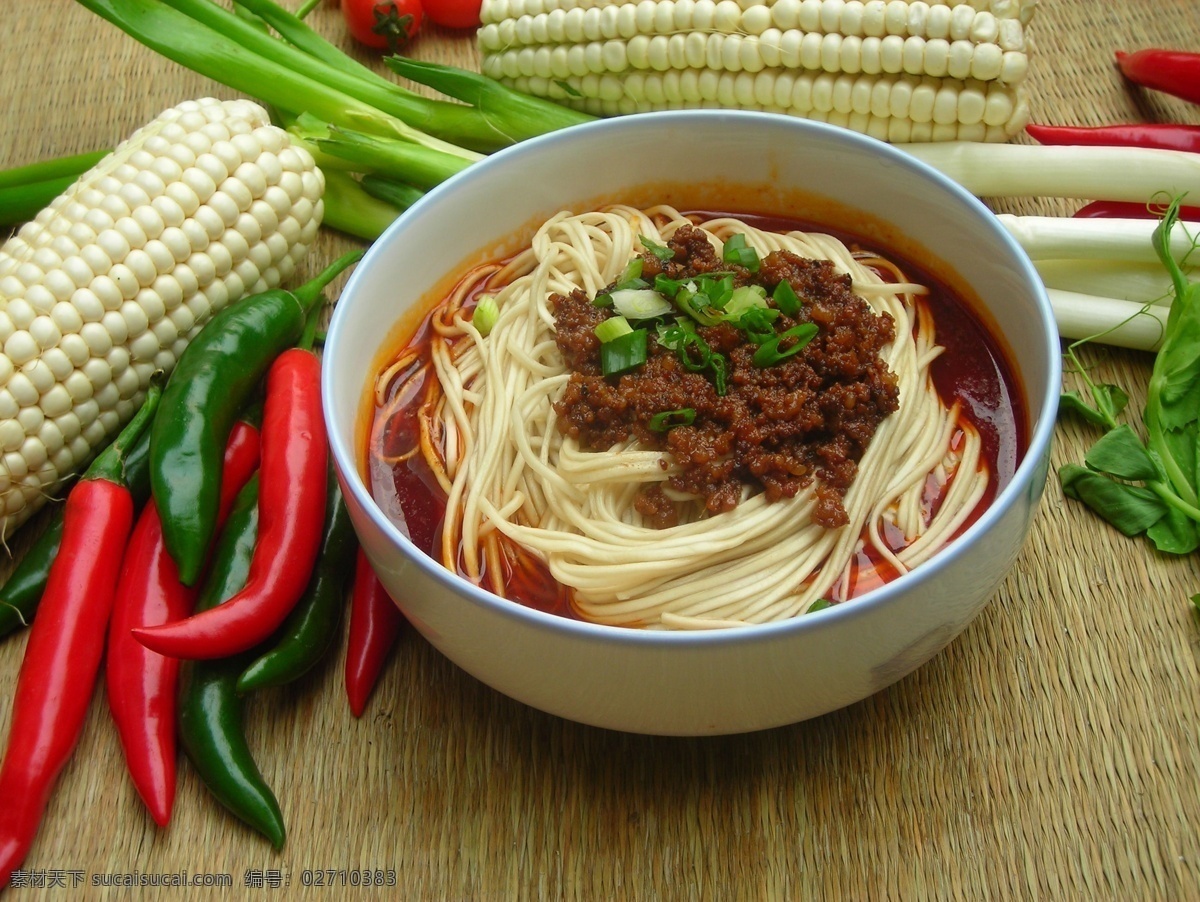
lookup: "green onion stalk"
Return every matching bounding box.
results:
[154,0,533,154]
[0,151,107,228]
[78,0,592,149]
[240,0,590,150]
[358,175,425,212]
[78,0,477,156]
[42,0,596,239]
[318,170,406,241]
[0,149,411,243]
[291,118,472,190]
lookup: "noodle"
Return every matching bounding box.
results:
[373,206,990,629]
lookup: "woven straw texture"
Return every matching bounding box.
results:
[2,1,1200,898]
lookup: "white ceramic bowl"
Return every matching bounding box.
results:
[322,111,1059,736]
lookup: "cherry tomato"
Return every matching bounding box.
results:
[421,0,481,29]
[341,0,423,51]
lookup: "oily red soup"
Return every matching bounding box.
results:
[367,207,1027,626]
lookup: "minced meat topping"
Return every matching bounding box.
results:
[551,223,900,529]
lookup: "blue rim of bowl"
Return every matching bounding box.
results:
[323,109,1062,649]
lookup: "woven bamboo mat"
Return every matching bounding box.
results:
[2,1,1200,899]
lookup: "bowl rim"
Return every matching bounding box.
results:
[323,109,1061,649]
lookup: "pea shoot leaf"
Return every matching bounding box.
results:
[1060,384,1129,429]
[1144,203,1200,507]
[1058,199,1200,612]
[1083,424,1159,482]
[1059,464,1168,537]
[1146,506,1199,555]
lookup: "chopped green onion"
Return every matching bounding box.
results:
[595,278,648,307]
[654,274,686,297]
[705,273,736,309]
[611,288,675,320]
[676,286,725,326]
[675,330,714,371]
[753,322,819,367]
[621,257,644,283]
[655,319,693,351]
[710,354,729,396]
[640,235,675,262]
[722,233,761,271]
[594,315,634,344]
[772,280,802,316]
[723,285,769,317]
[600,329,648,376]
[648,408,696,431]
[474,294,499,336]
[595,260,650,307]
[733,306,780,343]
[807,599,833,614]
[655,320,729,395]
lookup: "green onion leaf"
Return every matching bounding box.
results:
[595,315,634,344]
[807,599,833,614]
[773,280,802,316]
[640,235,675,262]
[648,408,696,431]
[473,294,499,336]
[600,329,648,376]
[753,323,819,367]
[722,233,761,271]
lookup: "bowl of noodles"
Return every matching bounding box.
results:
[323,110,1059,736]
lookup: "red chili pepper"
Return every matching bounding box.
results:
[1116,49,1200,106]
[1074,200,1200,222]
[132,349,328,660]
[1026,122,1200,154]
[0,384,160,887]
[105,420,261,827]
[345,549,404,718]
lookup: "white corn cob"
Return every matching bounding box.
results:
[478,0,1038,142]
[0,97,324,539]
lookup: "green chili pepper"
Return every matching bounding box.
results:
[236,466,356,694]
[177,474,286,848]
[122,422,154,506]
[0,423,154,639]
[0,513,64,639]
[151,250,363,586]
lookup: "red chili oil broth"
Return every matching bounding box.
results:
[368,213,1028,619]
